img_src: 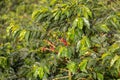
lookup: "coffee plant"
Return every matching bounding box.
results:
[0,0,120,80]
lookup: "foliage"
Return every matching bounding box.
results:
[0,0,120,80]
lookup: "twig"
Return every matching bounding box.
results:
[52,76,69,80]
[68,71,72,80]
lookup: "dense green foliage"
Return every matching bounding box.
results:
[0,0,120,80]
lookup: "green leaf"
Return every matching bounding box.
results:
[50,0,57,6]
[32,8,49,22]
[97,73,104,80]
[67,28,75,41]
[19,29,26,41]
[82,7,88,19]
[110,20,118,29]
[83,6,92,18]
[100,24,110,32]
[109,43,119,53]
[58,46,71,58]
[76,40,81,52]
[65,10,70,18]
[110,55,119,67]
[38,67,44,79]
[83,18,90,29]
[101,53,110,59]
[34,66,44,79]
[73,18,78,28]
[81,36,91,48]
[13,30,21,39]
[85,36,91,48]
[0,57,7,68]
[32,10,41,20]
[79,59,88,72]
[115,58,120,72]
[43,66,50,74]
[25,31,30,41]
[78,36,91,56]
[77,18,83,29]
[67,61,77,73]
[54,11,61,20]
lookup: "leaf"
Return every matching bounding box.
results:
[67,61,77,73]
[11,23,19,33]
[83,18,90,29]
[65,10,70,18]
[77,18,83,29]
[19,29,26,41]
[32,31,37,38]
[83,5,92,18]
[79,59,88,72]
[109,43,119,53]
[32,10,41,20]
[100,24,110,32]
[76,40,81,52]
[50,0,57,6]
[72,18,78,28]
[97,73,104,80]
[54,11,61,20]
[78,36,91,56]
[34,66,44,79]
[101,53,110,59]
[38,67,44,79]
[81,36,91,48]
[67,28,75,41]
[25,31,30,41]
[0,57,7,68]
[6,25,12,36]
[85,36,91,48]
[110,55,119,67]
[32,8,49,22]
[115,58,120,72]
[43,66,50,74]
[110,20,118,29]
[36,13,44,22]
[7,23,20,36]
[13,30,21,39]
[82,7,89,19]
[58,46,70,58]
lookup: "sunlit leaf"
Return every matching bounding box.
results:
[67,28,75,41]
[109,43,119,53]
[73,18,78,28]
[101,53,110,59]
[67,61,77,73]
[83,18,90,29]
[76,40,81,52]
[38,67,44,79]
[77,18,83,29]
[110,55,119,67]
[79,59,88,72]
[58,46,71,58]
[97,73,104,80]
[84,6,92,18]
[32,10,41,20]
[100,24,110,32]
[19,29,26,41]
[54,11,61,20]
[50,0,57,6]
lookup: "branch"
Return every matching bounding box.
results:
[52,76,69,80]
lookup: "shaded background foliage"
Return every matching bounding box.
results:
[0,0,120,80]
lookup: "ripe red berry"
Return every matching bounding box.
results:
[59,38,68,46]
